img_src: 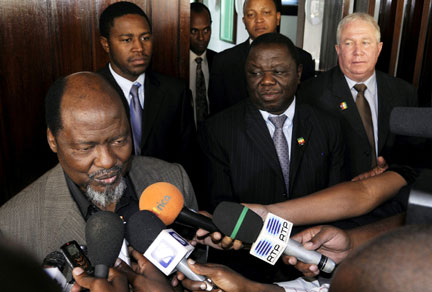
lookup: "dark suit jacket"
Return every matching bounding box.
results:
[208,39,315,115]
[199,99,345,210]
[199,99,344,283]
[98,65,200,192]
[206,48,216,70]
[298,66,418,179]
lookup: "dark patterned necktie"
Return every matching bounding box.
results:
[269,115,289,195]
[195,57,208,122]
[129,83,142,155]
[354,83,377,167]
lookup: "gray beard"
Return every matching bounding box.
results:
[86,177,126,208]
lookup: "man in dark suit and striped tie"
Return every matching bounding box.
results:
[199,33,345,283]
[190,2,216,125]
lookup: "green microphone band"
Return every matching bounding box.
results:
[230,206,248,239]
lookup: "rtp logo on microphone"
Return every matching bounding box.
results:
[250,213,293,265]
[264,215,292,242]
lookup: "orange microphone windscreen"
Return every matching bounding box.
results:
[139,182,184,225]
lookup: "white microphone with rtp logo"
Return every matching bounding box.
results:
[213,202,336,273]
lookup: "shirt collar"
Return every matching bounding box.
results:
[109,63,145,95]
[345,72,377,95]
[190,50,207,64]
[259,97,296,125]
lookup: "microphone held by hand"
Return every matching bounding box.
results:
[85,211,125,278]
[126,210,214,291]
[212,201,336,273]
[139,182,218,232]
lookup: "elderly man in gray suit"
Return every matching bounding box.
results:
[0,72,198,263]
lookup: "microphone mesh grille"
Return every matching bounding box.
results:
[126,210,166,253]
[85,211,124,267]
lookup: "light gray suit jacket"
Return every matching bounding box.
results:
[0,156,198,262]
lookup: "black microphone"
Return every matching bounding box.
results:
[212,202,263,244]
[126,210,215,291]
[390,107,432,138]
[85,211,125,278]
[212,202,336,273]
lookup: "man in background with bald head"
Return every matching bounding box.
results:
[0,72,197,262]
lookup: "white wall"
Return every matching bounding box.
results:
[280,15,297,43]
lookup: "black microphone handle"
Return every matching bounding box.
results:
[176,207,219,233]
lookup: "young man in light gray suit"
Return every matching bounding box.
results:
[0,72,198,263]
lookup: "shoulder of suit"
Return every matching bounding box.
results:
[298,66,338,95]
[205,99,247,126]
[206,49,217,56]
[376,70,416,89]
[296,103,340,124]
[296,46,313,59]
[96,64,110,76]
[214,40,249,59]
[147,71,186,89]
[130,156,180,172]
[0,164,63,213]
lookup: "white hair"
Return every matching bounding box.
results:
[86,177,126,208]
[336,12,381,44]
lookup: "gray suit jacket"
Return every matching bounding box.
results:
[0,156,197,262]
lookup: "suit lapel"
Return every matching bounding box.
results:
[289,105,312,192]
[141,72,164,148]
[206,49,216,70]
[331,68,369,142]
[376,71,393,152]
[244,101,286,187]
[100,65,131,116]
[42,165,86,251]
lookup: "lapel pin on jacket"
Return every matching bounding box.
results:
[297,137,305,146]
[339,101,348,110]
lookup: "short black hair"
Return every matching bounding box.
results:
[45,77,67,137]
[249,32,299,67]
[244,0,281,12]
[191,2,212,22]
[99,1,152,38]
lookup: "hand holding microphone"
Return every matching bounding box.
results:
[138,182,242,250]
[43,251,74,292]
[139,182,218,232]
[126,210,215,291]
[71,267,128,292]
[212,202,336,273]
[71,211,127,291]
[85,211,125,278]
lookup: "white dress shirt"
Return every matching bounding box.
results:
[109,63,145,109]
[189,50,210,123]
[259,97,296,160]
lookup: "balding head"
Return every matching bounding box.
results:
[46,72,132,210]
[45,72,125,136]
[330,224,432,292]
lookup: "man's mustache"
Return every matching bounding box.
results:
[88,165,122,181]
